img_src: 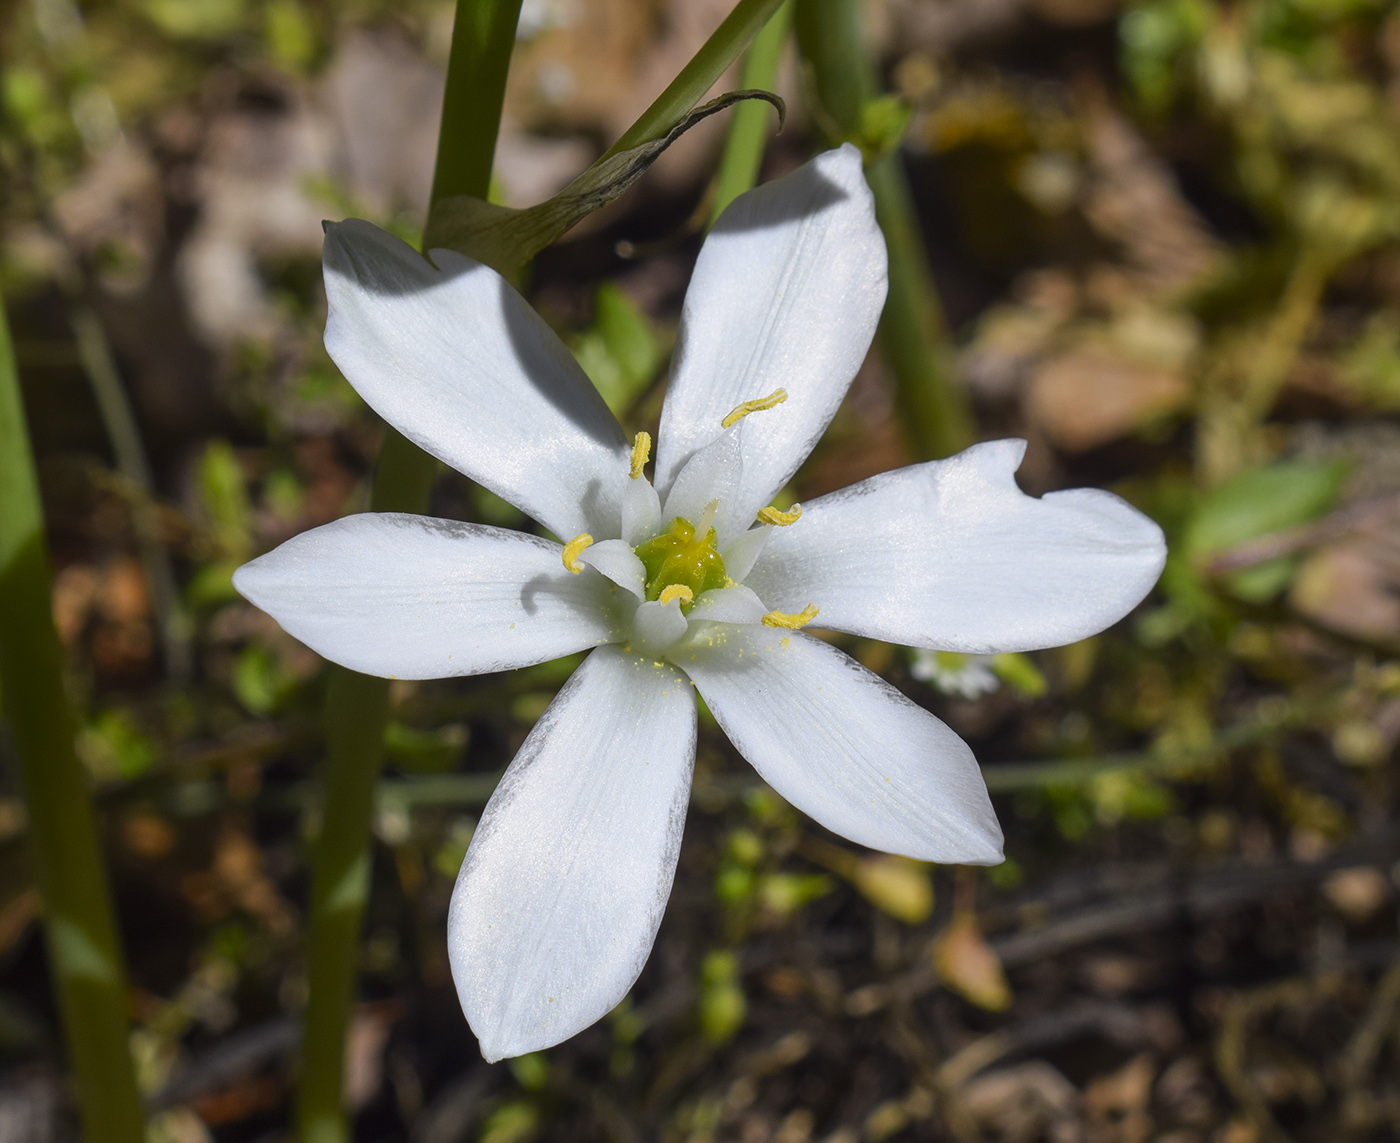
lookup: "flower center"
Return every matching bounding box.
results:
[633,501,728,612]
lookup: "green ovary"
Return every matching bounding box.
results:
[633,516,729,610]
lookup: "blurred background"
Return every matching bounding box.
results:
[5,0,1400,1140]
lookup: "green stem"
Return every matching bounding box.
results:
[867,159,976,458]
[0,308,144,1142]
[711,0,793,224]
[430,0,526,206]
[606,0,787,157]
[297,5,521,1143]
[794,0,974,459]
[71,304,195,681]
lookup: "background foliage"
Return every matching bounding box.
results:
[4,0,1400,1140]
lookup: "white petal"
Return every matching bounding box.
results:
[744,440,1168,654]
[621,476,661,545]
[232,514,618,679]
[323,220,630,539]
[673,625,1002,864]
[631,598,689,654]
[579,539,646,600]
[660,425,744,541]
[720,525,772,585]
[448,646,696,1061]
[688,585,766,625]
[654,145,888,526]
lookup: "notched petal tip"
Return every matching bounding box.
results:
[962,438,1030,486]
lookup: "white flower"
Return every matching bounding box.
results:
[233,146,1166,1062]
[911,650,1001,699]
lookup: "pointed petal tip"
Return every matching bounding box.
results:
[828,141,866,174]
[904,808,1005,867]
[471,1019,567,1065]
[962,829,1007,868]
[470,1021,523,1066]
[229,558,260,605]
[319,216,366,259]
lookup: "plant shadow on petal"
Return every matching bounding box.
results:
[330,227,627,452]
[495,274,629,451]
[708,162,848,235]
[519,571,586,617]
[574,477,614,534]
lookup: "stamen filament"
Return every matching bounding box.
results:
[562,533,594,574]
[757,503,802,526]
[658,584,694,608]
[629,432,651,480]
[697,499,719,535]
[721,387,788,428]
[761,603,820,630]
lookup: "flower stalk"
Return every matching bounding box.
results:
[0,306,145,1142]
[794,0,975,459]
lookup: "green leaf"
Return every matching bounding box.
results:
[508,1052,549,1092]
[1184,460,1348,602]
[77,709,157,783]
[423,90,784,275]
[855,94,912,162]
[185,560,240,610]
[265,0,316,71]
[572,284,661,415]
[758,871,830,917]
[698,950,746,1044]
[1185,461,1347,555]
[233,644,291,715]
[143,0,247,39]
[992,651,1047,698]
[382,720,468,774]
[198,441,253,561]
[479,1100,539,1143]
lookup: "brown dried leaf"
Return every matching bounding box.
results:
[932,913,1013,1011]
[1322,866,1390,922]
[1290,536,1400,647]
[1025,345,1190,452]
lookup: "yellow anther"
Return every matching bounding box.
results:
[761,603,820,630]
[658,584,694,608]
[757,503,802,527]
[722,387,788,428]
[629,431,652,479]
[562,533,594,574]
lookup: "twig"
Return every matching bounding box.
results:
[990,828,1400,968]
[935,999,1167,1090]
[1215,975,1346,1143]
[148,1018,299,1111]
[982,688,1337,792]
[1338,952,1400,1090]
